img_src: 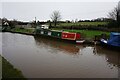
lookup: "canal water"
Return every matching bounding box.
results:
[1,32,120,78]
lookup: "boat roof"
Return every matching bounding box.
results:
[111,32,120,36]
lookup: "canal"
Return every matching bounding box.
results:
[1,32,120,78]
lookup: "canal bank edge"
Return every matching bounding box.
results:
[0,55,26,79]
[2,30,101,45]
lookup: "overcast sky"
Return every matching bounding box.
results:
[1,0,120,21]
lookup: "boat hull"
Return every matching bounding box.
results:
[100,39,120,51]
[35,29,83,44]
[34,34,77,44]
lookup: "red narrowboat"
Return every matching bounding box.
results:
[62,32,77,40]
[35,28,85,44]
[62,32,80,40]
[61,32,84,44]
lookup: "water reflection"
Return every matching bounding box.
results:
[94,46,120,68]
[34,35,120,69]
[94,45,120,79]
[34,36,84,55]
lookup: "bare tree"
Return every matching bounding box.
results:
[50,10,61,27]
[108,3,120,27]
[108,7,119,20]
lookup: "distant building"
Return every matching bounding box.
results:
[65,20,71,23]
[16,22,32,28]
[3,21,9,26]
[2,21,10,31]
[0,18,2,26]
[0,19,2,31]
[41,24,49,29]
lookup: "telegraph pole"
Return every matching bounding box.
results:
[35,17,36,24]
[35,17,37,28]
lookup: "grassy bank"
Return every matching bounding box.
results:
[10,28,35,34]
[4,26,110,40]
[48,22,120,32]
[8,27,110,40]
[47,22,108,27]
[0,55,25,79]
[64,30,110,38]
[51,28,110,39]
[58,22,108,27]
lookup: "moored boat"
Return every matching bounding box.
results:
[35,28,85,44]
[100,32,120,49]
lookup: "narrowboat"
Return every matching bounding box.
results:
[35,27,85,44]
[100,32,120,49]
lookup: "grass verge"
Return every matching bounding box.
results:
[51,28,110,39]
[64,29,110,38]
[0,55,26,79]
[11,28,35,34]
